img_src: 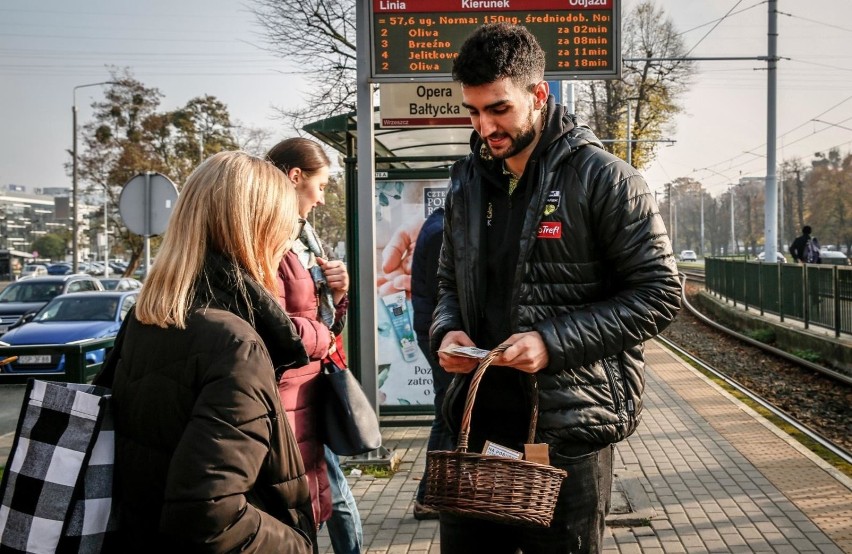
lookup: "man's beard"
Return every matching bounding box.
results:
[483,107,537,160]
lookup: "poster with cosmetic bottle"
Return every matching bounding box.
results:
[375,178,447,407]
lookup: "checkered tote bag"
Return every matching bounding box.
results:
[0,379,117,553]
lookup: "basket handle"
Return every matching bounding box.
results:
[456,344,539,453]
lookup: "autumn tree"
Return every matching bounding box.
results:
[664,177,709,254]
[75,69,241,276]
[807,149,852,252]
[31,234,66,261]
[574,0,695,169]
[232,122,274,157]
[779,159,806,248]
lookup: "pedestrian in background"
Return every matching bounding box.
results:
[431,23,681,553]
[789,225,821,264]
[101,151,314,552]
[410,206,453,521]
[267,137,363,554]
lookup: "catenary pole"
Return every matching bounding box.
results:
[764,0,779,263]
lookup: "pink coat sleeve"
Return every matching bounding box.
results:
[276,253,333,361]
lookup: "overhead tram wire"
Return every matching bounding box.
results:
[687,92,852,181]
[777,11,852,34]
[677,0,767,36]
[635,3,852,186]
[685,6,852,176]
[681,0,747,58]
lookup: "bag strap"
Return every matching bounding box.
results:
[92,306,134,387]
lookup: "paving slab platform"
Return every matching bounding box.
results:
[0,339,848,552]
[320,339,852,553]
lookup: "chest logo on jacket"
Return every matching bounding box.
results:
[537,221,562,239]
[543,190,561,216]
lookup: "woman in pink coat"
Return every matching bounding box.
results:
[268,138,355,543]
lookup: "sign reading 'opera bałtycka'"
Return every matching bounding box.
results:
[379,82,470,127]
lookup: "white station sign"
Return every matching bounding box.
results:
[379,82,470,128]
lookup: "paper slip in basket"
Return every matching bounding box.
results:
[482,440,523,459]
[439,346,491,359]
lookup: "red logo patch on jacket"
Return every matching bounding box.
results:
[537,221,562,239]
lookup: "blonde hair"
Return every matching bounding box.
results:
[135,151,299,328]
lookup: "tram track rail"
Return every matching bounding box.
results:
[660,269,852,468]
[680,270,852,387]
[656,334,852,466]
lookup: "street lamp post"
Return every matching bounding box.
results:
[626,98,636,166]
[72,81,116,274]
[729,185,736,255]
[103,183,110,277]
[698,167,737,255]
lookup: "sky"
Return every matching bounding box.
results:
[0,0,305,192]
[628,0,852,196]
[2,0,852,199]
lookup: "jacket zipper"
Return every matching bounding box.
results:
[602,358,623,417]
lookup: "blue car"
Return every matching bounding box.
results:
[0,291,138,374]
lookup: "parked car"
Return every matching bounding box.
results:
[19,264,48,279]
[819,250,850,266]
[108,261,128,274]
[133,262,152,279]
[81,261,107,276]
[0,291,138,374]
[46,263,73,275]
[679,250,697,262]
[99,277,143,291]
[757,251,787,263]
[0,274,103,336]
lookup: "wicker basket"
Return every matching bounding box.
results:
[423,345,567,527]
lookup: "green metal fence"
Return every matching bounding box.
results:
[0,337,114,385]
[705,258,852,337]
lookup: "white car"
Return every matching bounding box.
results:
[757,251,787,263]
[18,264,48,279]
[819,250,850,266]
[679,250,697,262]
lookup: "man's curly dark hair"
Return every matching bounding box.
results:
[452,23,545,90]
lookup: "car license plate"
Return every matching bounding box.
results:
[0,326,8,333]
[17,355,52,365]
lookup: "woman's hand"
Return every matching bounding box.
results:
[318,258,349,304]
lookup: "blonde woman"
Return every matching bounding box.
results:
[95,151,314,553]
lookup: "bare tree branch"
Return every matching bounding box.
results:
[252,0,357,128]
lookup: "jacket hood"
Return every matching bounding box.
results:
[194,251,309,371]
[468,94,604,185]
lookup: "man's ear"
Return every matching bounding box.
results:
[533,80,549,110]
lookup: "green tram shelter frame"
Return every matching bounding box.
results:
[305,109,471,415]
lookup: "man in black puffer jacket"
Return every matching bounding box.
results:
[430,24,681,554]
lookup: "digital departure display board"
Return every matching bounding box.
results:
[370,0,621,82]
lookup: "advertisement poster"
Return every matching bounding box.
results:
[375,179,447,407]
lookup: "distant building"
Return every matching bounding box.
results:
[37,187,71,196]
[0,187,96,262]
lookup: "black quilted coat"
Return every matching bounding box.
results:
[104,254,315,553]
[430,99,682,447]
